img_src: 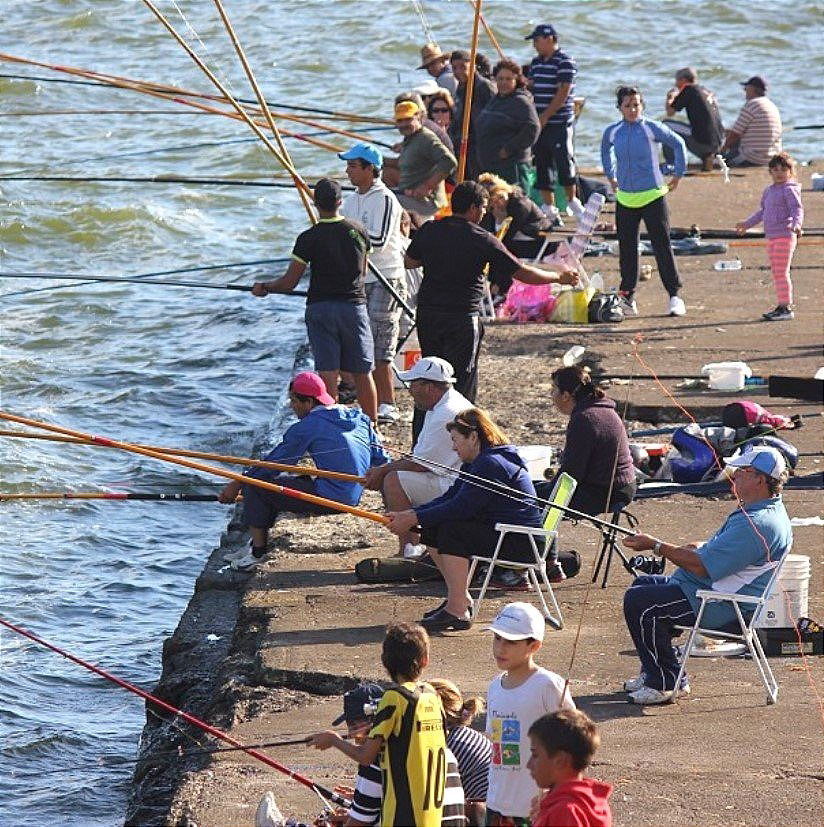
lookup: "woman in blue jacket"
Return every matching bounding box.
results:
[387,407,543,631]
[601,86,688,318]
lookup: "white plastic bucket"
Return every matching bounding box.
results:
[701,361,752,391]
[758,554,811,628]
[517,445,553,480]
[393,331,421,388]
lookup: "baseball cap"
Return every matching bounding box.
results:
[398,356,456,383]
[290,371,336,406]
[338,142,384,170]
[525,23,558,39]
[332,683,384,726]
[312,177,342,210]
[394,100,420,120]
[741,75,767,91]
[486,602,545,641]
[724,445,786,479]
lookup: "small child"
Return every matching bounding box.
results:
[735,151,804,321]
[310,622,455,827]
[484,603,576,825]
[527,710,613,827]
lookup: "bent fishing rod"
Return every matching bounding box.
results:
[0,491,227,502]
[0,174,356,189]
[0,616,351,808]
[0,411,388,525]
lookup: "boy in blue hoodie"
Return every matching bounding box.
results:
[219,371,389,568]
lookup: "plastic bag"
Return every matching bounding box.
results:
[498,280,558,323]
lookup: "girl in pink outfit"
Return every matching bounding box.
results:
[735,152,804,321]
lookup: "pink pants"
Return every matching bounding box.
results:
[766,235,797,306]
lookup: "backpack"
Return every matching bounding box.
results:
[588,292,625,323]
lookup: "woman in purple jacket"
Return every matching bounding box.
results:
[386,407,542,631]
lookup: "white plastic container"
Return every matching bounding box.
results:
[713,259,742,271]
[758,554,811,628]
[811,173,824,192]
[393,330,421,388]
[701,361,752,391]
[517,445,553,480]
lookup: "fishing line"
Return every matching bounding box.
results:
[0,174,352,189]
[410,0,435,43]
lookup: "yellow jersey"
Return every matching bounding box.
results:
[369,681,448,827]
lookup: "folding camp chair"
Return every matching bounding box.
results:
[672,552,789,704]
[591,505,639,588]
[481,216,513,321]
[467,472,577,630]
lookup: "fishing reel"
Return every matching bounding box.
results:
[362,701,379,717]
[627,554,666,576]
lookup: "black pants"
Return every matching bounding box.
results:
[241,473,336,529]
[661,119,719,162]
[419,520,541,565]
[416,309,484,403]
[616,196,681,297]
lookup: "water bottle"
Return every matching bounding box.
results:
[714,259,742,271]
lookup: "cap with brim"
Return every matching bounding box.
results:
[338,142,384,170]
[418,43,449,69]
[741,75,767,90]
[525,23,558,39]
[291,371,336,406]
[486,602,545,642]
[398,356,456,383]
[331,683,384,726]
[724,445,785,479]
[394,100,421,121]
[412,79,442,98]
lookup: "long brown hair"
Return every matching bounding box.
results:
[429,678,485,728]
[446,407,509,450]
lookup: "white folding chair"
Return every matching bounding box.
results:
[467,472,577,630]
[481,216,514,321]
[673,552,789,704]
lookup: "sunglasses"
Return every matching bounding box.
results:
[431,106,450,113]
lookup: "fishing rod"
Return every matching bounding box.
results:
[0,257,290,300]
[0,491,227,502]
[0,616,352,808]
[0,70,389,124]
[0,271,307,296]
[0,428,366,482]
[0,411,388,525]
[0,174,354,189]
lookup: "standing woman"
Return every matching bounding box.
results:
[601,86,688,318]
[476,59,541,192]
[386,407,543,631]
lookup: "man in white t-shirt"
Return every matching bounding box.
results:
[364,356,471,555]
[340,142,407,423]
[485,602,576,823]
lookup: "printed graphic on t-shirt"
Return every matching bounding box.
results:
[490,715,521,768]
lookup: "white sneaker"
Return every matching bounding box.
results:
[624,674,690,693]
[668,295,686,316]
[377,403,400,423]
[230,551,263,571]
[567,197,585,220]
[403,542,427,559]
[618,295,639,316]
[628,685,675,705]
[224,548,252,563]
[541,203,563,227]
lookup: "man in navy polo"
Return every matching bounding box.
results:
[525,23,583,225]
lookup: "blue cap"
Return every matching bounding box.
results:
[332,682,384,726]
[525,23,558,39]
[725,446,786,480]
[338,142,384,170]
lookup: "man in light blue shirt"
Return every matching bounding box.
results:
[619,446,792,705]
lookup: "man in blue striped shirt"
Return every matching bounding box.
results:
[525,24,583,224]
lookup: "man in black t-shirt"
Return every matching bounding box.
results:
[253,178,378,421]
[663,67,725,171]
[404,181,577,404]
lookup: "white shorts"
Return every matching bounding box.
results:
[396,470,453,506]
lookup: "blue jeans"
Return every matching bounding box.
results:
[623,575,696,691]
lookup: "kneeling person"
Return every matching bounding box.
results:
[219,371,389,568]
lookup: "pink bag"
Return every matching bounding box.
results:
[498,281,558,323]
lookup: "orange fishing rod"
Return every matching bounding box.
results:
[0,412,388,525]
[0,429,365,483]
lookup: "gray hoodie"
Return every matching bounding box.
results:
[476,88,541,169]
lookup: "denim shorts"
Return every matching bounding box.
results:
[305,300,374,374]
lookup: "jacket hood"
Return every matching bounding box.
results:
[542,778,613,823]
[573,396,618,414]
[308,405,368,432]
[482,444,530,472]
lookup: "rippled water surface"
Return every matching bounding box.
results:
[0,1,821,824]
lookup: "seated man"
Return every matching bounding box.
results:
[219,371,390,569]
[364,357,471,557]
[620,446,792,705]
[718,75,782,167]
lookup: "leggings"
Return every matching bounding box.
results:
[766,235,796,306]
[616,195,681,297]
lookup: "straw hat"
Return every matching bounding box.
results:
[418,43,450,69]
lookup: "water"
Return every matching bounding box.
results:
[0,1,820,823]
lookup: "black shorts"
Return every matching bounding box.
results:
[533,122,576,189]
[418,519,543,564]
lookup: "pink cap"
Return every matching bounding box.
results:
[290,371,336,406]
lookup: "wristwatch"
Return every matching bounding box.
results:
[653,540,663,555]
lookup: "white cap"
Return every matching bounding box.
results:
[398,356,456,383]
[411,78,442,97]
[486,602,545,642]
[724,445,786,480]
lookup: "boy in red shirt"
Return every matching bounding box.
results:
[527,709,612,827]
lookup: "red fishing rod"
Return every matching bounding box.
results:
[0,616,351,809]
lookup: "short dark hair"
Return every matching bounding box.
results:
[616,85,644,109]
[450,49,470,63]
[550,365,604,402]
[528,709,601,771]
[451,180,487,214]
[768,151,796,174]
[381,622,429,682]
[675,67,697,83]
